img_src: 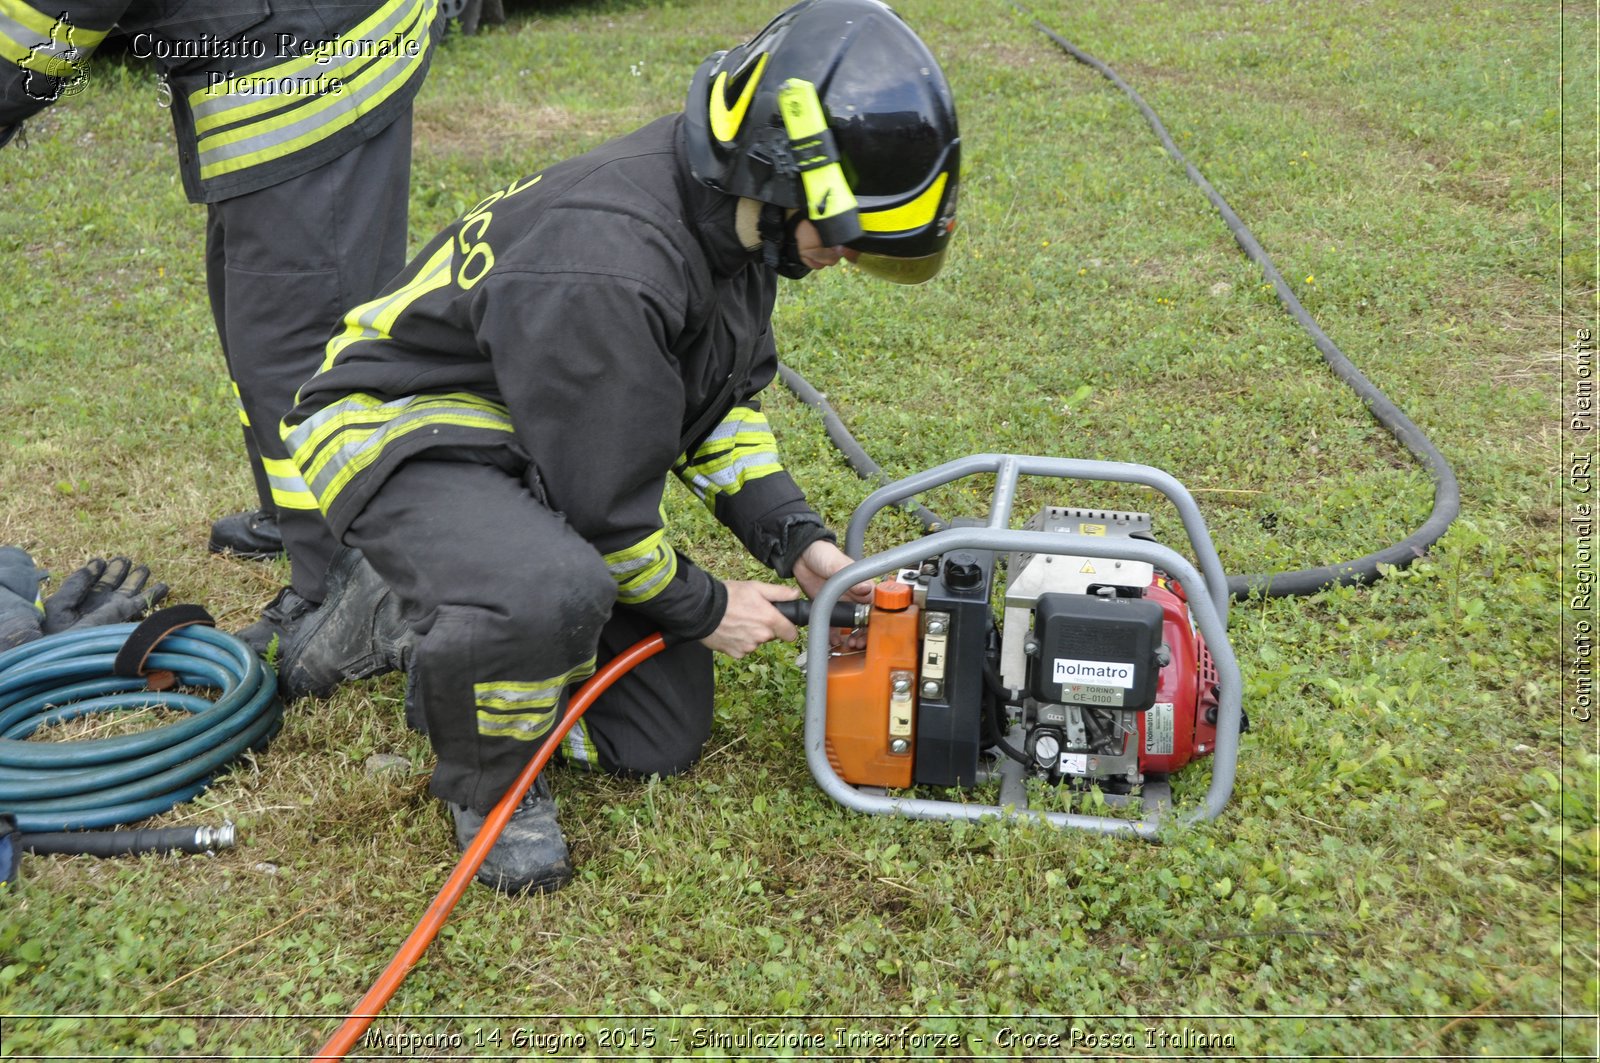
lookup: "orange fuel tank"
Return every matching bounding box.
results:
[823,580,920,789]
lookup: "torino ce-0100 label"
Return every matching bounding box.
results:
[1064,685,1124,707]
[1052,657,1136,689]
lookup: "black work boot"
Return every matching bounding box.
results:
[208,509,286,560]
[236,586,317,658]
[449,774,573,894]
[277,547,414,700]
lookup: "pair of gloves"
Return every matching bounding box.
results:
[0,546,169,651]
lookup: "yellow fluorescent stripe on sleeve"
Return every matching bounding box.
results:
[677,456,782,508]
[0,0,106,69]
[677,407,783,504]
[196,30,429,180]
[7,44,75,77]
[0,0,63,38]
[696,451,783,484]
[189,0,424,128]
[602,532,678,605]
[859,171,949,234]
[679,409,774,461]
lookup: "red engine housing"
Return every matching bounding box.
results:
[1136,576,1220,775]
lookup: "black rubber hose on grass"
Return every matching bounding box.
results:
[777,11,1460,600]
[777,362,945,533]
[20,824,235,857]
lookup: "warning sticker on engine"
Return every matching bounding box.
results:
[1144,702,1174,755]
[1053,657,1135,689]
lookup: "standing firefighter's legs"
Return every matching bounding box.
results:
[204,111,414,605]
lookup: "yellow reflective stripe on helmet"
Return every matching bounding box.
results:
[859,171,949,234]
[284,391,514,515]
[778,78,857,226]
[320,240,455,374]
[190,0,426,133]
[708,51,768,143]
[602,531,678,605]
[0,1,104,71]
[675,406,782,506]
[262,456,318,511]
[475,657,597,741]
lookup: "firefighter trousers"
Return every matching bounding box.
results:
[204,109,413,602]
[343,454,716,813]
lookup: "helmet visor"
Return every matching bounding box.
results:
[851,246,948,285]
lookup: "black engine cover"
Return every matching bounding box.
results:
[1029,592,1164,711]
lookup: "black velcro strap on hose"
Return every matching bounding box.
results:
[114,605,216,679]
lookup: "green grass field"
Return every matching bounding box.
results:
[0,0,1593,1057]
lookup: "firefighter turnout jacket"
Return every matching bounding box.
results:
[0,0,434,201]
[283,116,835,643]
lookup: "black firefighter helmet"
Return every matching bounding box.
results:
[684,0,960,284]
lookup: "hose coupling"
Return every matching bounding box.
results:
[194,821,237,851]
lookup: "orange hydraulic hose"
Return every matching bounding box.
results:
[314,632,669,1061]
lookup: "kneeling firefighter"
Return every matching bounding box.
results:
[277,0,960,893]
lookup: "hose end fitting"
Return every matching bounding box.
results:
[195,821,237,851]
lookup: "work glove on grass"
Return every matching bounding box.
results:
[0,548,170,650]
[0,546,47,650]
[41,557,168,634]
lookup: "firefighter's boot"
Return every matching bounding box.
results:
[277,547,414,700]
[449,773,573,894]
[208,509,287,560]
[235,586,315,658]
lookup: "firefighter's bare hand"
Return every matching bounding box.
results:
[793,540,872,651]
[792,540,873,603]
[702,581,800,659]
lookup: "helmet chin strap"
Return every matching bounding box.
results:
[759,203,813,280]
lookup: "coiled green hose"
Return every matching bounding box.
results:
[0,624,281,832]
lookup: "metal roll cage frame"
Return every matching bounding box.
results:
[800,454,1244,838]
